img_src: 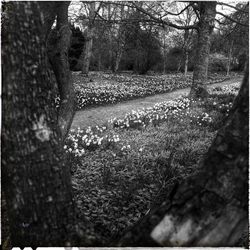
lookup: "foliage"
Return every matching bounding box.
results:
[123,25,163,74]
[68,24,85,71]
[164,47,183,72]
[211,3,249,71]
[208,53,228,72]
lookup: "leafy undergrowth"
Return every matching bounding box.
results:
[57,72,235,110]
[68,83,240,245]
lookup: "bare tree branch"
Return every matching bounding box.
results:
[160,3,192,16]
[132,2,198,30]
[92,2,103,23]
[216,11,249,27]
[190,2,200,20]
[217,2,249,14]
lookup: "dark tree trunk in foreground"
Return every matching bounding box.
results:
[190,2,217,98]
[118,69,248,246]
[2,2,82,246]
[45,2,75,141]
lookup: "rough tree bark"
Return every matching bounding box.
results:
[189,2,217,98]
[133,3,143,74]
[113,4,125,73]
[2,2,83,246]
[97,53,102,71]
[162,33,167,74]
[77,2,95,76]
[227,40,234,76]
[183,29,190,78]
[43,2,75,141]
[114,49,123,73]
[81,27,94,75]
[184,50,189,77]
[118,69,248,246]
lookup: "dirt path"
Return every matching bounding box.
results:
[72,77,242,129]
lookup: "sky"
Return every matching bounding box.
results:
[68,1,241,26]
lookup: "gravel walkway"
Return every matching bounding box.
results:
[71,77,242,129]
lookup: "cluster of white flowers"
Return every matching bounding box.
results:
[121,144,131,151]
[108,134,120,143]
[65,125,120,157]
[64,144,85,157]
[209,83,240,96]
[72,73,230,110]
[110,97,191,129]
[200,113,213,124]
[216,102,233,114]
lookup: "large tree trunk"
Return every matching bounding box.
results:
[77,2,95,76]
[113,4,125,73]
[118,68,248,247]
[39,2,58,40]
[46,2,75,141]
[162,32,167,74]
[39,1,75,141]
[227,40,234,76]
[2,2,82,246]
[183,29,190,78]
[190,2,217,98]
[107,3,113,71]
[81,27,94,75]
[184,50,189,78]
[114,48,123,73]
[97,52,102,71]
[176,58,182,73]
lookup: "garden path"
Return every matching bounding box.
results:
[71,76,243,129]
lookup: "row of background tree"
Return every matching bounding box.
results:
[68,1,248,75]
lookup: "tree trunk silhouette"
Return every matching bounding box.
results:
[161,29,168,74]
[227,40,234,76]
[113,4,125,73]
[77,2,95,76]
[81,27,94,75]
[190,2,217,98]
[98,53,102,71]
[2,2,82,246]
[39,1,75,141]
[183,30,190,78]
[114,49,123,73]
[184,50,189,78]
[177,58,182,73]
[118,68,248,247]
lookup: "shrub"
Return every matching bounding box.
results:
[208,53,228,72]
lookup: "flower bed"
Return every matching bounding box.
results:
[65,82,240,159]
[71,73,231,110]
